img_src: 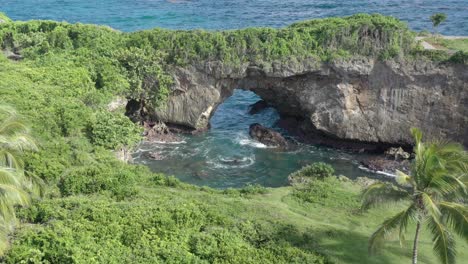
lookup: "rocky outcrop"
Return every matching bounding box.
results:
[361,156,411,175]
[143,121,181,142]
[249,123,288,148]
[147,57,468,147]
[384,147,411,160]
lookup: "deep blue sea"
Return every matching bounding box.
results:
[2,1,467,188]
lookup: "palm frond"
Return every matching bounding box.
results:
[427,216,457,264]
[0,105,39,252]
[369,206,415,254]
[439,201,468,242]
[395,170,413,187]
[421,192,441,219]
[0,167,21,186]
[361,182,410,211]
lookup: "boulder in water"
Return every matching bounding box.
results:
[249,123,288,148]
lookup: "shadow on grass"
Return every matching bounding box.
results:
[271,224,435,264]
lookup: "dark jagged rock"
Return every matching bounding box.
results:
[361,156,411,175]
[143,121,181,143]
[248,100,270,115]
[384,147,411,160]
[249,123,288,148]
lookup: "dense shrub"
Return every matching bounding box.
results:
[7,194,327,264]
[449,50,468,64]
[89,111,142,149]
[58,162,138,198]
[289,162,335,180]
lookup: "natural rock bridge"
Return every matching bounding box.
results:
[147,57,468,148]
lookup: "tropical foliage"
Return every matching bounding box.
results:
[0,106,40,254]
[362,128,468,264]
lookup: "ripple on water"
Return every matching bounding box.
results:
[2,1,467,34]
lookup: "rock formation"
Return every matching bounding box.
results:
[249,123,288,148]
[384,147,411,160]
[143,57,468,147]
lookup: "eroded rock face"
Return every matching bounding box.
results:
[151,58,468,147]
[249,123,288,148]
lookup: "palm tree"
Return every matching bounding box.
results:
[361,128,468,264]
[0,105,40,254]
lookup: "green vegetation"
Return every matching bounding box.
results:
[89,111,142,149]
[430,13,447,35]
[424,37,468,52]
[291,162,335,179]
[0,14,417,70]
[0,106,41,254]
[416,37,468,64]
[362,128,468,264]
[0,12,11,23]
[0,12,466,263]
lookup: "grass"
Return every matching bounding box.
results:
[244,182,467,264]
[424,37,468,52]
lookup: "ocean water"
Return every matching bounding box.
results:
[2,0,467,34]
[2,1,466,188]
[133,90,379,188]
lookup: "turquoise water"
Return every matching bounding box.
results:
[2,1,466,188]
[134,90,378,188]
[2,0,467,34]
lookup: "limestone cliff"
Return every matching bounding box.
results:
[150,57,468,147]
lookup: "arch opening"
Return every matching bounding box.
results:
[133,89,378,189]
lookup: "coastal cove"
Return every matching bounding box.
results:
[5,0,467,189]
[0,2,467,263]
[133,89,380,188]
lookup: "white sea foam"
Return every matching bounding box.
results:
[208,156,255,169]
[150,140,187,145]
[235,133,271,149]
[239,138,269,148]
[358,166,396,178]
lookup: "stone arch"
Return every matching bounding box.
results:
[145,59,468,148]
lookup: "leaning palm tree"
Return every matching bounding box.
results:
[0,105,40,254]
[361,128,468,264]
